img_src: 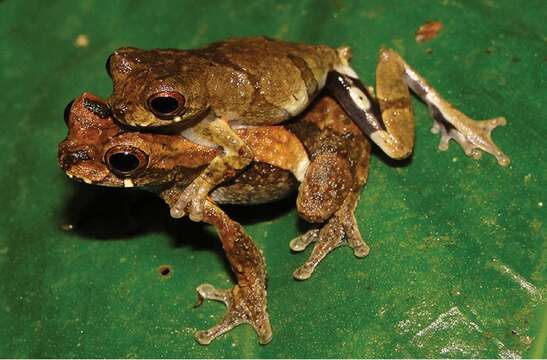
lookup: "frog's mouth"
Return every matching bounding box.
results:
[58,146,131,188]
[62,160,127,188]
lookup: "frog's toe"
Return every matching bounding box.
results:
[437,132,450,151]
[193,283,272,345]
[450,116,509,166]
[170,182,209,221]
[169,206,186,219]
[188,201,205,222]
[292,224,344,280]
[485,116,507,129]
[352,243,370,258]
[292,198,370,280]
[293,264,314,280]
[170,192,191,219]
[289,229,319,252]
[430,105,510,167]
[343,212,370,258]
[195,283,230,305]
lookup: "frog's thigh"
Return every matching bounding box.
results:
[296,153,352,223]
[326,68,414,160]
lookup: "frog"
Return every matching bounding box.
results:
[59,92,372,344]
[106,36,510,223]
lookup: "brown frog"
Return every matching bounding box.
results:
[106,37,510,222]
[59,92,371,345]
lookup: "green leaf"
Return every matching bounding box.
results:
[0,0,544,357]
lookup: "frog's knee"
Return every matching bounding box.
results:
[378,48,403,63]
[337,46,352,62]
[370,131,413,160]
[296,153,352,223]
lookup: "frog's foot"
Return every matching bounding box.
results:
[330,49,510,167]
[194,283,272,345]
[428,100,510,166]
[169,177,210,222]
[290,209,369,280]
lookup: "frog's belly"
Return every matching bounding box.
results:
[211,163,297,205]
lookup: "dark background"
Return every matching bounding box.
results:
[0,0,545,357]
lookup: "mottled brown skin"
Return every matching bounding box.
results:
[106,37,343,127]
[60,93,299,345]
[287,96,372,279]
[106,37,509,224]
[106,37,352,222]
[59,93,306,194]
[59,93,216,189]
[59,92,373,344]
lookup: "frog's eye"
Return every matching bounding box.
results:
[105,54,113,78]
[64,99,75,126]
[147,91,186,119]
[105,145,149,178]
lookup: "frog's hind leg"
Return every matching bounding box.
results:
[291,149,370,280]
[327,49,510,166]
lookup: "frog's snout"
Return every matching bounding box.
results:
[59,149,91,170]
[58,145,110,184]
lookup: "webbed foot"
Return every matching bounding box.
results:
[290,197,369,280]
[429,102,510,166]
[194,283,272,345]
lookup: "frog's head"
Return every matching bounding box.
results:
[105,47,210,129]
[59,93,219,189]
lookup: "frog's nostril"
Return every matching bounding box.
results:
[62,150,91,169]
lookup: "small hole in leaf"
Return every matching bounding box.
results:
[158,265,172,277]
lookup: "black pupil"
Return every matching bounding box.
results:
[150,96,179,114]
[109,152,140,173]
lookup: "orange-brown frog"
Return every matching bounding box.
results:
[106,37,509,222]
[59,92,371,345]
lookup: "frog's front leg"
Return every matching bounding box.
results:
[291,190,369,280]
[327,49,510,166]
[162,188,272,345]
[170,117,253,221]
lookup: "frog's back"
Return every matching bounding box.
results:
[194,37,345,123]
